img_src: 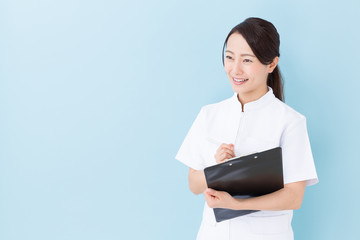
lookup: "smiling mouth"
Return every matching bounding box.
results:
[233,78,248,85]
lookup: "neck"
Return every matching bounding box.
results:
[237,86,269,111]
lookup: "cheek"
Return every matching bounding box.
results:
[249,65,268,79]
[224,66,232,76]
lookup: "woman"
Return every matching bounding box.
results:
[175,17,318,240]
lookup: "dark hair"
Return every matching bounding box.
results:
[222,17,284,102]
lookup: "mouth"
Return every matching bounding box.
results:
[233,77,248,85]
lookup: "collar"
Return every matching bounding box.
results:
[231,87,276,112]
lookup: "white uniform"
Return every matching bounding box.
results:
[175,87,318,240]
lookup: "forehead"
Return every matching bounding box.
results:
[226,33,254,55]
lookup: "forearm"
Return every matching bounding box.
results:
[188,168,207,195]
[232,181,306,211]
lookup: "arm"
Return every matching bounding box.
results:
[188,168,207,195]
[204,181,306,210]
[189,143,235,195]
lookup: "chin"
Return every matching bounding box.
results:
[231,85,249,95]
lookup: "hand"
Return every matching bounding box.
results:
[214,143,235,164]
[203,188,237,210]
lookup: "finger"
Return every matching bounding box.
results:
[219,148,235,158]
[216,158,224,164]
[215,147,235,163]
[219,143,234,151]
[216,148,235,159]
[206,188,220,197]
[203,189,214,201]
[219,143,228,148]
[220,152,234,161]
[204,193,216,208]
[216,154,232,164]
[216,144,234,153]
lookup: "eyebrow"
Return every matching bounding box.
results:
[225,50,255,57]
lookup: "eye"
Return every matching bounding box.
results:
[243,59,252,63]
[225,56,233,60]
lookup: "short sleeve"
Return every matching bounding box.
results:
[175,107,207,170]
[280,117,319,186]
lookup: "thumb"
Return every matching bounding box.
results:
[206,188,219,197]
[229,144,234,151]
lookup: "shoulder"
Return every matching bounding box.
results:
[273,98,305,119]
[272,98,307,131]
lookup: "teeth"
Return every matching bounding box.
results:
[234,78,248,82]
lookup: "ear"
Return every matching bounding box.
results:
[268,56,279,73]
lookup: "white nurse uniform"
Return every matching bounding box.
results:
[175,87,318,240]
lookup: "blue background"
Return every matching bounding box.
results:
[1,0,359,239]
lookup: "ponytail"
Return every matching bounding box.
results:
[267,66,284,102]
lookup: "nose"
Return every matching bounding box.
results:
[232,60,244,75]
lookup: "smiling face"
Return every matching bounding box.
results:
[224,32,278,105]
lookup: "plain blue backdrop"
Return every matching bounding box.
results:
[1,0,359,239]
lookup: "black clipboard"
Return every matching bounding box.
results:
[204,147,284,222]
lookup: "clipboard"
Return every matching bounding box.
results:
[204,147,284,222]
